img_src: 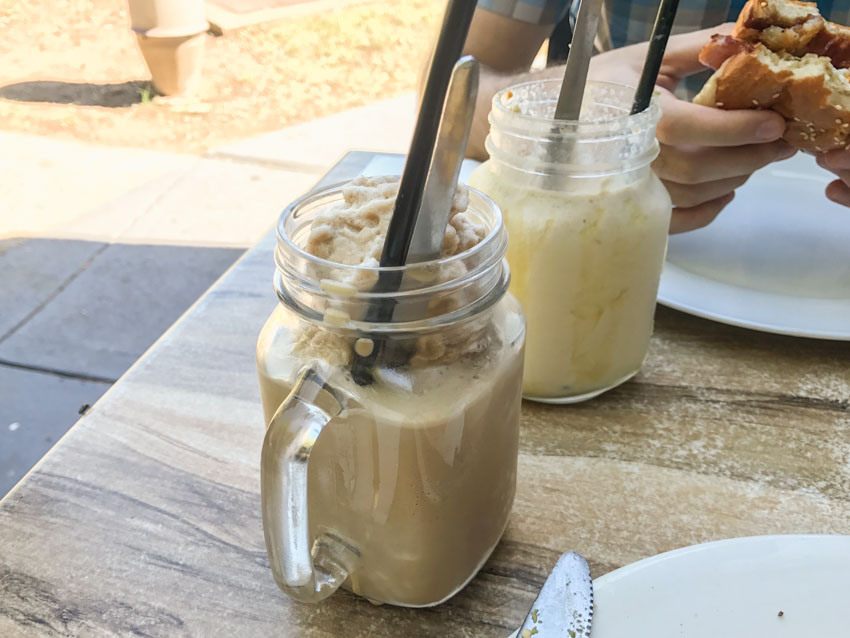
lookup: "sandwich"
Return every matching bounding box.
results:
[694,0,850,152]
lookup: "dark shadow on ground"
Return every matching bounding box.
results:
[0,237,245,497]
[0,80,151,107]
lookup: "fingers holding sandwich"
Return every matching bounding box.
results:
[658,92,788,147]
[662,174,751,209]
[825,180,850,207]
[655,88,794,232]
[654,139,795,184]
[816,152,850,206]
[669,193,736,234]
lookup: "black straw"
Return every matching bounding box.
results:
[381,0,477,268]
[631,0,681,114]
[351,0,477,385]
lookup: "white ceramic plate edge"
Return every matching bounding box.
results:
[592,533,849,589]
[658,262,850,340]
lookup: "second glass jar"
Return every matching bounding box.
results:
[469,80,672,403]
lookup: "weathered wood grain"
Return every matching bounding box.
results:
[1,152,848,637]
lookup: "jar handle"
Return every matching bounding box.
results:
[261,363,358,603]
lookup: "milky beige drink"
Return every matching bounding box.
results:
[257,176,525,607]
[469,81,672,403]
[258,307,522,605]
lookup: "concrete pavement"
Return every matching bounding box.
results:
[205,0,380,35]
[210,93,415,170]
[0,92,417,496]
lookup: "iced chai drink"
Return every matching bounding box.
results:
[257,177,525,607]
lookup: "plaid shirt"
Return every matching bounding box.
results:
[477,0,850,94]
[477,0,850,50]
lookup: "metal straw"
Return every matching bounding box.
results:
[379,0,477,269]
[631,0,681,114]
[554,0,605,121]
[350,0,477,386]
[406,56,479,265]
[543,0,603,174]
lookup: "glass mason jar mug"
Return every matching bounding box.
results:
[256,181,526,607]
[469,80,673,403]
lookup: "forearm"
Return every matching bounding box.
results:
[464,7,560,160]
[467,62,564,161]
[417,7,557,160]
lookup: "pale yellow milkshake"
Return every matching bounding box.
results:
[470,80,672,402]
[470,167,670,399]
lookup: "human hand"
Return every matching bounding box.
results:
[815,151,850,205]
[590,25,796,233]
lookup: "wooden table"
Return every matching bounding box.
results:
[2,152,849,637]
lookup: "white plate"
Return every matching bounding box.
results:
[510,535,850,637]
[659,153,850,339]
[588,535,850,637]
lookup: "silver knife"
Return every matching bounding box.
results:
[514,551,594,638]
[406,55,479,263]
[554,0,605,120]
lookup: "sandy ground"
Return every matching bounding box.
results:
[0,0,441,153]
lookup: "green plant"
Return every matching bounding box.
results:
[139,85,153,104]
